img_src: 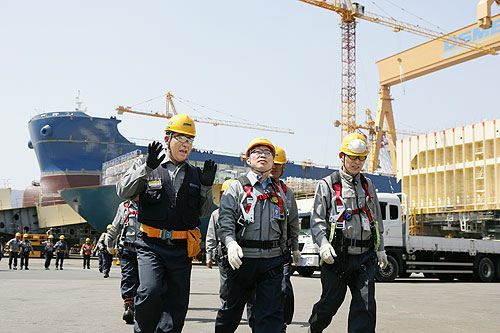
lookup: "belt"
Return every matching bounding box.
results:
[344,238,372,248]
[122,241,136,248]
[240,239,280,249]
[140,224,189,240]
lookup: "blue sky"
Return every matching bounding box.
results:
[1,0,498,190]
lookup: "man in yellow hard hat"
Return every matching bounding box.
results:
[80,238,93,269]
[205,179,236,304]
[215,137,298,332]
[19,234,34,270]
[269,146,300,332]
[55,235,68,270]
[6,232,22,270]
[307,133,387,333]
[117,113,216,332]
[42,234,55,270]
[106,195,141,325]
[96,225,114,278]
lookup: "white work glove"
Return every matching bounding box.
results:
[319,243,336,264]
[292,250,301,263]
[377,250,388,269]
[226,241,243,270]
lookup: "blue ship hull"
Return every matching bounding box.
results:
[28,110,400,233]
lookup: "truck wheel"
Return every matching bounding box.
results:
[496,259,500,282]
[476,257,495,282]
[375,255,398,282]
[296,267,315,277]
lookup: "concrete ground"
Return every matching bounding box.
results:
[1,257,499,332]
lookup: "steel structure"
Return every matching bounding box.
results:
[299,0,496,174]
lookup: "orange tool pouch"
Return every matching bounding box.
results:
[186,229,202,258]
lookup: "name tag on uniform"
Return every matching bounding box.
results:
[273,206,281,219]
[361,214,371,231]
[148,180,162,190]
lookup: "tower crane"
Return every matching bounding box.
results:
[116,92,294,134]
[298,0,496,174]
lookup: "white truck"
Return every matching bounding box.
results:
[295,193,500,282]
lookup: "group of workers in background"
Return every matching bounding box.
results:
[3,113,388,332]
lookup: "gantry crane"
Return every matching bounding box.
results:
[298,0,496,174]
[116,92,294,134]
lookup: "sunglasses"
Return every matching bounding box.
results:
[346,154,367,161]
[174,134,194,144]
[251,148,273,156]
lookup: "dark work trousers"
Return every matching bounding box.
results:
[20,252,30,268]
[308,251,377,333]
[83,254,91,268]
[9,252,19,268]
[215,255,284,333]
[98,252,104,271]
[247,253,294,329]
[119,247,139,300]
[134,235,192,333]
[282,257,295,325]
[102,252,113,276]
[218,261,254,328]
[218,261,229,303]
[44,251,53,268]
[55,252,65,268]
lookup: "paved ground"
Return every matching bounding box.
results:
[1,257,499,332]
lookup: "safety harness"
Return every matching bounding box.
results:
[326,172,381,254]
[235,175,287,249]
[120,201,138,247]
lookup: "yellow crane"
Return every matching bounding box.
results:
[116,92,294,134]
[298,0,496,174]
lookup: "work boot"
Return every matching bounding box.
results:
[123,301,135,324]
[9,265,12,270]
[87,266,90,269]
[55,266,59,270]
[20,266,23,270]
[25,267,29,270]
[13,266,17,270]
[60,267,63,270]
[104,273,109,278]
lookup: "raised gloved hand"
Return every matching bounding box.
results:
[226,241,243,270]
[319,243,337,264]
[146,141,165,170]
[292,250,301,263]
[377,250,388,269]
[197,159,217,186]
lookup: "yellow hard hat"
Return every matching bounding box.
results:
[48,235,54,239]
[246,137,275,157]
[15,232,21,237]
[165,114,196,137]
[221,179,233,192]
[85,238,91,242]
[23,234,29,238]
[340,133,369,157]
[59,235,65,240]
[273,146,287,165]
[107,224,112,230]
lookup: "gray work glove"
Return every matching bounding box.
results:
[319,243,337,264]
[377,250,388,269]
[146,141,165,170]
[197,159,217,186]
[226,241,243,270]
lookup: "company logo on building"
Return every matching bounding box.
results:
[442,18,500,57]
